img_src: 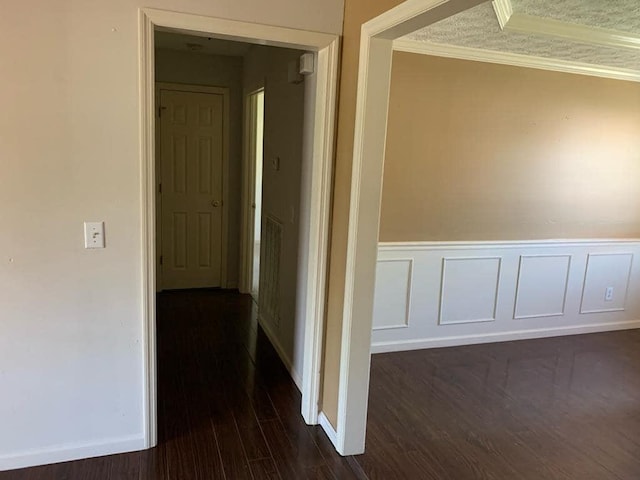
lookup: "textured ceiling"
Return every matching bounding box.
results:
[405,2,640,71]
[155,31,251,57]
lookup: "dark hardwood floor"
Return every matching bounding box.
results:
[4,289,640,479]
[361,330,640,479]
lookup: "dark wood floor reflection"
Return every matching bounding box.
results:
[361,330,640,479]
[5,290,640,479]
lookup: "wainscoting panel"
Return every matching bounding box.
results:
[371,241,640,353]
[439,257,501,325]
[514,255,571,319]
[581,253,634,314]
[372,259,413,330]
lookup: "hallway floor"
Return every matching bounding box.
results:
[4,290,640,479]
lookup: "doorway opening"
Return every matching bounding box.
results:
[140,8,339,451]
[247,89,265,300]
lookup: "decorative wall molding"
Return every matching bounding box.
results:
[379,239,640,250]
[491,0,640,52]
[491,0,512,30]
[393,38,640,83]
[438,257,501,325]
[513,254,571,320]
[372,320,640,354]
[580,253,634,315]
[372,240,640,353]
[372,258,413,331]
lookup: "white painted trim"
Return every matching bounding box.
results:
[506,13,640,52]
[145,8,337,50]
[318,412,339,448]
[392,39,640,83]
[155,82,231,289]
[0,435,145,472]
[513,254,571,320]
[371,320,640,354]
[439,256,502,325]
[371,257,413,331]
[300,37,340,427]
[580,252,634,315]
[379,239,640,251]
[258,316,303,390]
[339,0,487,457]
[491,0,512,30]
[140,7,339,450]
[139,9,156,449]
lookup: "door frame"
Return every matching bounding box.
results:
[139,8,339,447]
[155,83,230,291]
[239,87,265,297]
[336,0,486,455]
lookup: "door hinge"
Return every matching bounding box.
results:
[158,182,162,194]
[159,255,163,266]
[158,106,167,117]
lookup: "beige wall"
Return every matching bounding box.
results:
[381,52,640,241]
[155,48,244,286]
[0,0,342,468]
[321,0,405,428]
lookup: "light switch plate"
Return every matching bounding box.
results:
[84,222,105,249]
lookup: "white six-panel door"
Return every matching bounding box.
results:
[159,89,225,289]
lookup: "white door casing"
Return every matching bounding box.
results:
[158,87,228,289]
[140,9,339,449]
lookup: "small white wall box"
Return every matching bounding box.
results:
[84,221,105,249]
[299,53,315,75]
[288,60,304,84]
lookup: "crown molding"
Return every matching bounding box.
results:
[491,0,512,30]
[393,38,640,83]
[490,0,640,52]
[505,13,640,51]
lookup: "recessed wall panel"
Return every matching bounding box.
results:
[580,253,633,314]
[514,255,571,319]
[372,259,413,330]
[439,257,501,325]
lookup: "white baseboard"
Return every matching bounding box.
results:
[257,315,303,391]
[318,412,339,449]
[0,434,145,472]
[372,320,640,354]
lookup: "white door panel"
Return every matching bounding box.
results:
[160,90,224,289]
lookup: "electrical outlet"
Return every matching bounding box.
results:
[605,286,614,302]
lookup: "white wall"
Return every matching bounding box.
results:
[243,45,307,386]
[155,48,244,287]
[0,0,343,471]
[372,241,640,353]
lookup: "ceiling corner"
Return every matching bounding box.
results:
[491,0,513,30]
